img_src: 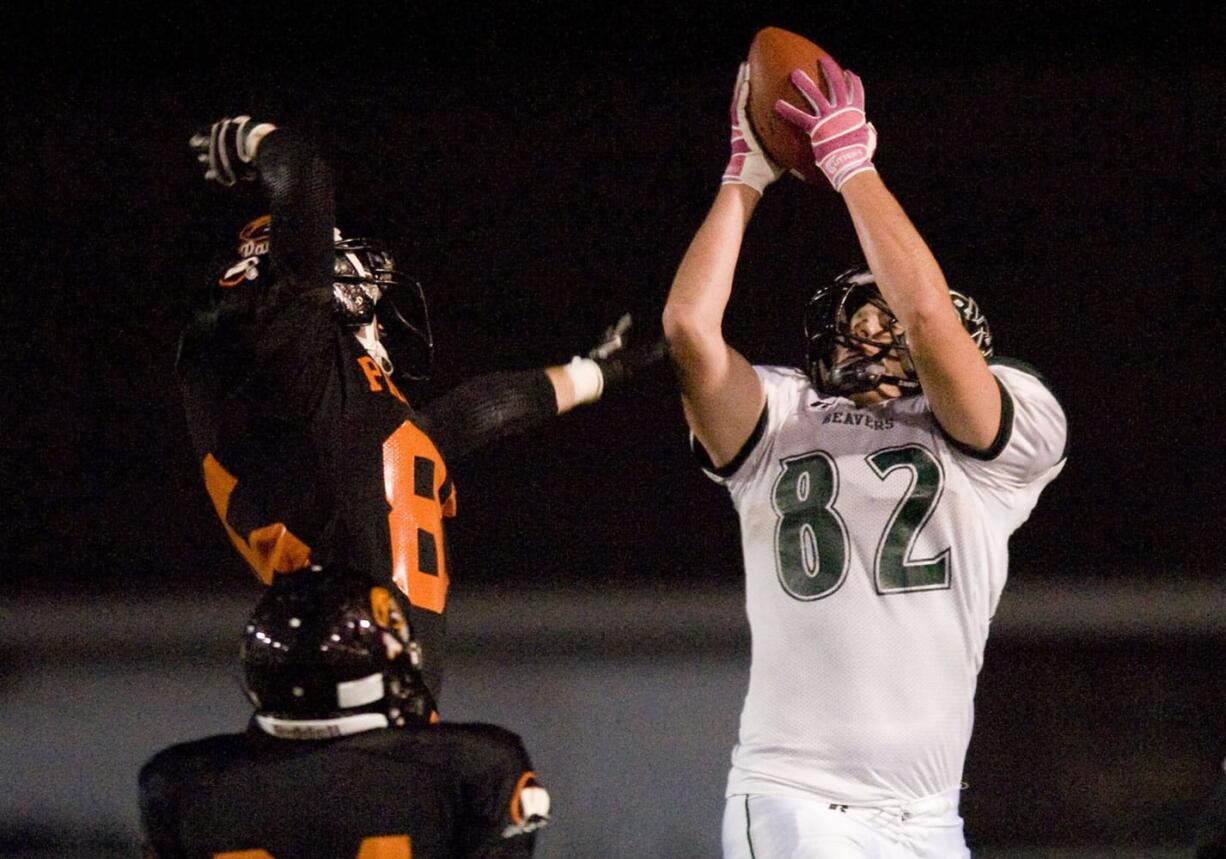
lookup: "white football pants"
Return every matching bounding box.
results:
[722,790,971,859]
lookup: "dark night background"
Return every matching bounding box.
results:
[0,0,1224,853]
[6,0,1222,595]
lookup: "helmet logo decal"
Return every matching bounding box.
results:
[950,291,994,357]
[370,586,410,661]
[505,771,551,836]
[369,586,395,627]
[218,256,260,288]
[336,672,386,709]
[236,214,271,258]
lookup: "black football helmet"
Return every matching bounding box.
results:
[804,267,994,397]
[241,566,435,739]
[213,215,433,379]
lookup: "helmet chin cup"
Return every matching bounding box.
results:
[823,355,921,398]
[824,356,887,395]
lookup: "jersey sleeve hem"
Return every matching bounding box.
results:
[989,356,1071,461]
[937,376,1014,461]
[693,401,769,479]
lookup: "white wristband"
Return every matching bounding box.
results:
[243,122,278,161]
[563,356,605,405]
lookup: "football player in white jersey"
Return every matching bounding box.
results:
[662,55,1068,858]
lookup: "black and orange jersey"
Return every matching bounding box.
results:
[138,722,549,859]
[178,129,562,700]
[177,128,453,696]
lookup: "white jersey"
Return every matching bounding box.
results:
[703,361,1067,805]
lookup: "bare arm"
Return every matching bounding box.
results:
[775,57,1001,451]
[661,62,786,468]
[662,183,766,467]
[840,172,1000,450]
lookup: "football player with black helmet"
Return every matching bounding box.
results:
[139,567,550,858]
[663,55,1067,857]
[179,116,664,701]
[802,265,996,404]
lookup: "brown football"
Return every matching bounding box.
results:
[747,27,831,185]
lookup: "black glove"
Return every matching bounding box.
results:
[188,115,276,187]
[586,313,667,394]
[588,313,632,359]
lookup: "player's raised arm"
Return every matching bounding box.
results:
[840,172,1001,449]
[776,56,1002,451]
[190,116,336,297]
[663,63,778,468]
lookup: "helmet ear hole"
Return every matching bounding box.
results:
[333,281,379,326]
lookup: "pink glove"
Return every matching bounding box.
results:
[774,56,877,192]
[722,62,783,194]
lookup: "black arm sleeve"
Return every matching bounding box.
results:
[416,370,558,464]
[255,129,336,296]
[239,129,345,423]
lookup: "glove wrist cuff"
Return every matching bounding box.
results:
[832,163,878,192]
[721,174,767,195]
[243,123,278,161]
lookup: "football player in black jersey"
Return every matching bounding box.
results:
[139,566,550,859]
[179,116,662,700]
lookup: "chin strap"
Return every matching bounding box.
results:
[354,323,394,376]
[826,357,920,396]
[255,712,388,740]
